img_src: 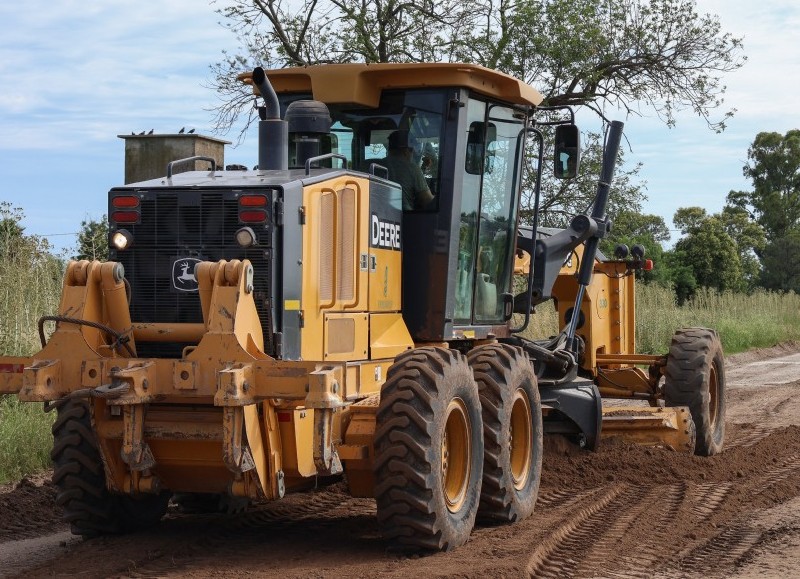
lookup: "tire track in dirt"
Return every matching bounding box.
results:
[752,453,800,494]
[690,482,732,519]
[526,485,629,577]
[651,450,800,577]
[667,525,763,577]
[122,491,379,578]
[726,425,775,449]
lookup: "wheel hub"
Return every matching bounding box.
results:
[442,397,471,512]
[509,388,532,490]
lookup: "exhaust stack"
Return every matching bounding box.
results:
[252,67,288,171]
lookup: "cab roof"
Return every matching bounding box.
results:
[238,63,544,108]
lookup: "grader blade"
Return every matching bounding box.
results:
[600,406,695,452]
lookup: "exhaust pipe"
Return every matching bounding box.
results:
[252,67,288,171]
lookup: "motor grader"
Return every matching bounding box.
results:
[0,62,725,551]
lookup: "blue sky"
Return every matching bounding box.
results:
[1,0,798,254]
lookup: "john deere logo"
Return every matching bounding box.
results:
[172,258,200,292]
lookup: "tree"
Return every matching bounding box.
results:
[0,202,25,259]
[520,130,646,228]
[75,216,108,262]
[760,231,800,293]
[718,206,765,289]
[211,0,744,134]
[673,213,742,292]
[662,248,697,304]
[727,130,800,241]
[673,206,708,235]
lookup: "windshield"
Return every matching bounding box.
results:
[280,90,447,210]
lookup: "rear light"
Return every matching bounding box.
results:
[112,195,140,208]
[239,209,268,223]
[239,194,268,223]
[111,195,140,224]
[643,259,654,271]
[111,211,139,224]
[240,194,267,207]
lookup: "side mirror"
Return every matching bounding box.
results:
[554,124,580,179]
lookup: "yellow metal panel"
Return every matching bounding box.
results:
[357,360,394,397]
[344,364,359,400]
[277,408,316,478]
[369,313,413,359]
[368,247,402,311]
[324,313,369,361]
[301,177,370,362]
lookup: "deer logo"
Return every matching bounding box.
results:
[172,258,201,292]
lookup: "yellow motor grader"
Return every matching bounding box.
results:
[0,63,724,551]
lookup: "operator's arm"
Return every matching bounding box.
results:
[413,166,435,208]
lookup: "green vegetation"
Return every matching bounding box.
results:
[0,397,54,484]
[635,284,800,355]
[522,283,800,356]
[0,203,62,484]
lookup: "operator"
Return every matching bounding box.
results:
[383,130,435,211]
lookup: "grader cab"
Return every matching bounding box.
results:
[0,62,724,551]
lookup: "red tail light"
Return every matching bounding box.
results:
[239,194,268,223]
[240,210,268,223]
[111,211,139,224]
[643,259,654,271]
[240,194,267,207]
[112,195,140,208]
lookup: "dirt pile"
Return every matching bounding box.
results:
[541,425,800,490]
[0,474,63,542]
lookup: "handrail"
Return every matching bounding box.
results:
[369,163,389,179]
[304,153,347,175]
[166,156,217,178]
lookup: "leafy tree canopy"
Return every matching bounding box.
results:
[211,0,744,133]
[760,230,800,293]
[673,211,742,292]
[75,216,109,262]
[727,129,800,241]
[522,130,645,228]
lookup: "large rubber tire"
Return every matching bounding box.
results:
[468,343,543,523]
[664,328,726,456]
[51,399,170,537]
[374,347,483,551]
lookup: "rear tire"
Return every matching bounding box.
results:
[51,399,170,537]
[664,328,726,456]
[374,347,483,551]
[468,344,542,523]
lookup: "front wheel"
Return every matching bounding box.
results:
[664,328,726,456]
[373,347,483,551]
[51,399,170,537]
[468,344,543,523]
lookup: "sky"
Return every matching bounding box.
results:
[1,0,798,254]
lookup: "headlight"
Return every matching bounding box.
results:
[111,229,134,250]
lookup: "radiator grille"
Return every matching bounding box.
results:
[338,187,356,302]
[113,188,276,358]
[319,191,335,303]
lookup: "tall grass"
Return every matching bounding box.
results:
[636,284,800,354]
[0,227,63,484]
[520,282,800,355]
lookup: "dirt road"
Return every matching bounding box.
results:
[2,344,799,578]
